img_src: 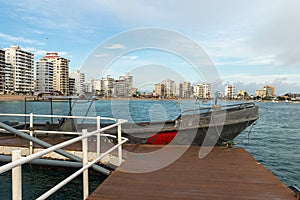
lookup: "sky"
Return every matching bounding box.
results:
[0,0,300,95]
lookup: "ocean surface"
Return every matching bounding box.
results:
[0,99,299,199]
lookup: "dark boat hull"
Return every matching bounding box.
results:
[104,103,259,146]
[8,103,258,146]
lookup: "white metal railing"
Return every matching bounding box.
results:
[0,113,128,199]
[0,113,117,156]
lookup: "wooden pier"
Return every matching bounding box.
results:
[0,135,296,199]
[88,145,295,200]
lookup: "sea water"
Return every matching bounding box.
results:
[236,102,300,188]
[0,100,299,199]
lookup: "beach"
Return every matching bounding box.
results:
[0,95,32,101]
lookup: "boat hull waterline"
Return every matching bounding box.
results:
[99,103,259,146]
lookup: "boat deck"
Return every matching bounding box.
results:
[88,145,295,200]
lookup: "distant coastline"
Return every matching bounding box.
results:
[0,94,299,103]
[0,95,183,101]
[0,95,29,101]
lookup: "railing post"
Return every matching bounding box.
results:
[29,113,33,155]
[97,116,101,157]
[117,120,122,165]
[82,129,89,199]
[12,150,22,200]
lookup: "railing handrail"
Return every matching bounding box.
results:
[0,113,116,121]
[178,102,256,118]
[0,119,127,174]
[0,116,128,199]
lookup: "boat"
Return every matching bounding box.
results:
[104,103,258,146]
[0,96,258,146]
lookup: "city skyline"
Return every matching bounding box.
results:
[0,44,292,99]
[0,1,299,95]
[0,45,289,97]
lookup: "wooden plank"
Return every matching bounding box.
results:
[88,145,295,200]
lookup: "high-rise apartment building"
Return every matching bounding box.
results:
[119,72,133,97]
[174,82,183,98]
[4,63,13,94]
[69,70,85,95]
[203,82,212,99]
[154,80,191,99]
[4,45,34,94]
[84,79,95,95]
[154,83,166,97]
[193,84,204,98]
[182,81,191,98]
[69,78,75,95]
[36,57,54,93]
[254,85,275,99]
[43,52,69,95]
[194,82,212,99]
[114,79,126,97]
[162,79,175,98]
[225,85,235,99]
[0,50,5,94]
[102,75,114,97]
[263,85,274,98]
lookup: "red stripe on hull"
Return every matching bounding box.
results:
[146,131,178,145]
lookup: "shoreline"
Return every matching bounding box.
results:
[0,95,298,103]
[0,95,30,101]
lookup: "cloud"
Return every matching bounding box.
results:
[214,54,277,66]
[33,30,46,35]
[22,47,47,56]
[121,55,138,60]
[84,29,96,34]
[0,32,44,45]
[58,51,68,56]
[105,43,126,49]
[3,0,300,94]
[22,47,68,58]
[94,53,110,58]
[249,0,300,67]
[222,74,300,94]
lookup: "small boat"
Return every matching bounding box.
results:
[1,96,258,146]
[103,103,258,146]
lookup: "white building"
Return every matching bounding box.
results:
[193,82,212,99]
[4,45,34,94]
[174,82,183,98]
[93,79,102,92]
[102,75,114,97]
[84,79,95,95]
[162,79,175,98]
[69,77,75,95]
[154,83,165,97]
[0,50,5,94]
[43,52,69,95]
[182,81,191,98]
[193,84,203,98]
[69,70,85,95]
[203,82,212,99]
[114,79,126,97]
[225,85,235,99]
[4,63,13,94]
[119,72,133,97]
[0,50,13,94]
[36,57,54,93]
